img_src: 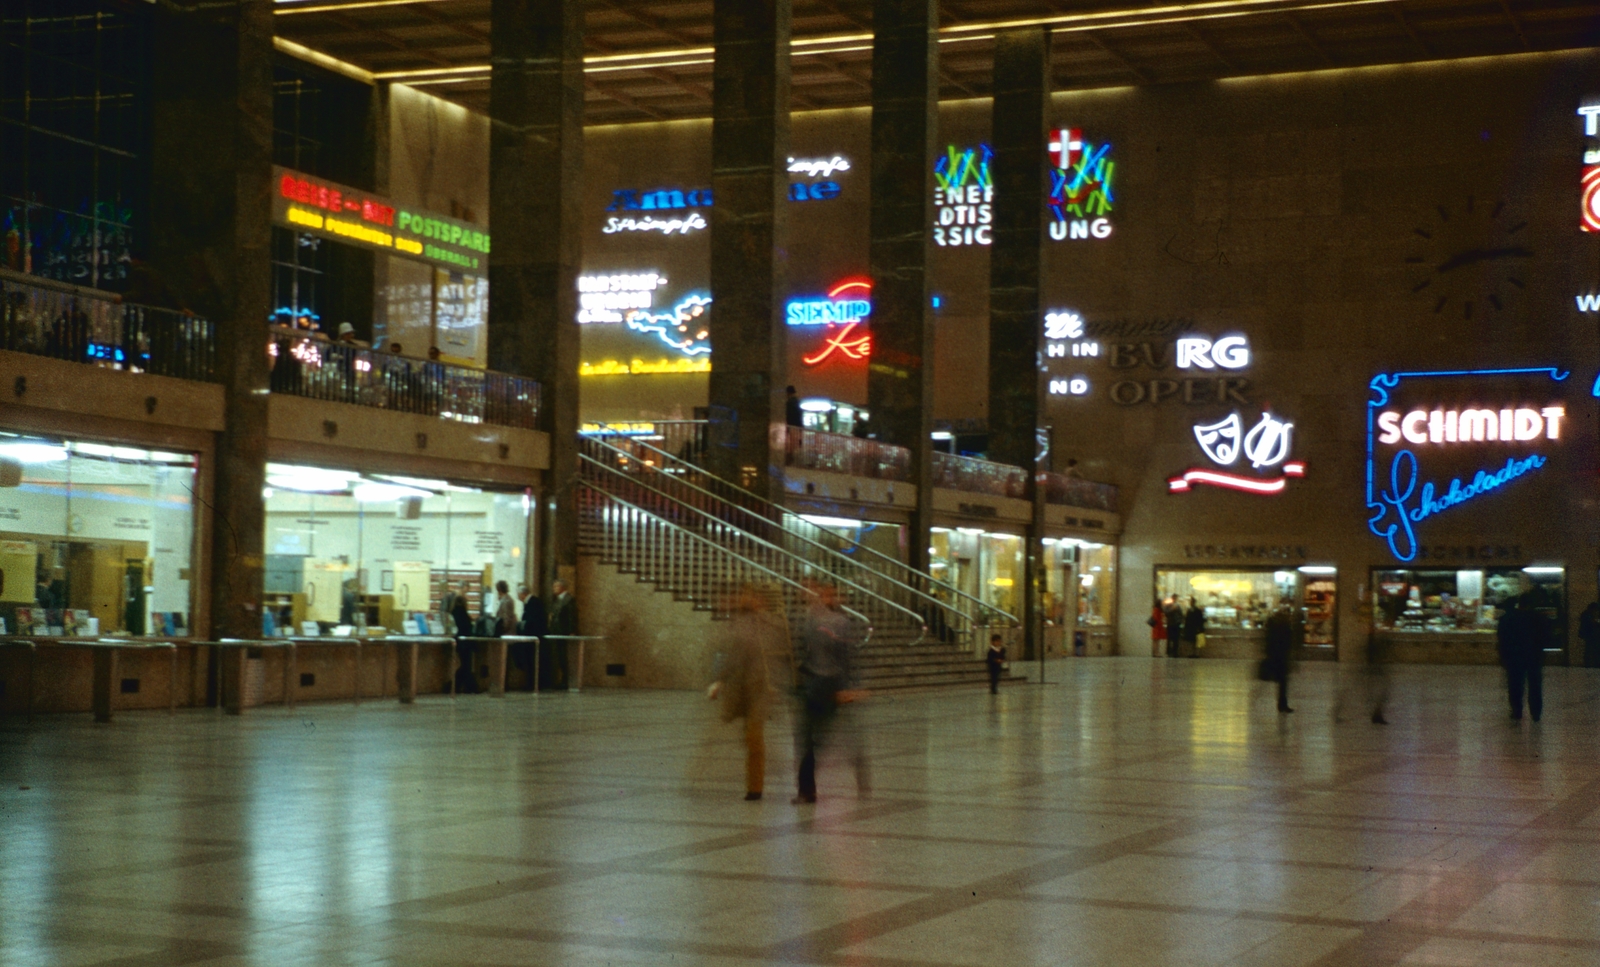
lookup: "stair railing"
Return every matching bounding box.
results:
[577,483,876,644]
[579,449,926,643]
[581,425,1018,633]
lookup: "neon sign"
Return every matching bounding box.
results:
[580,358,712,376]
[602,214,707,236]
[1169,410,1303,495]
[933,144,993,247]
[1366,367,1567,561]
[1047,127,1114,242]
[1175,335,1249,369]
[577,272,668,324]
[1048,377,1090,396]
[272,166,488,272]
[788,156,851,178]
[626,294,712,356]
[798,279,872,367]
[1581,104,1600,231]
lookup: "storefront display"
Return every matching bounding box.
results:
[784,513,905,568]
[0,432,197,637]
[930,527,1024,618]
[262,463,532,635]
[1154,566,1337,657]
[1372,566,1564,638]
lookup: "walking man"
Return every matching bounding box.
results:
[1498,592,1550,722]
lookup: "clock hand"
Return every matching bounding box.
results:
[1434,245,1533,273]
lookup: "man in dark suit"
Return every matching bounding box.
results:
[514,584,547,692]
[545,580,577,690]
[1498,592,1550,722]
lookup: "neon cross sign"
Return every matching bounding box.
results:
[799,279,872,367]
[1366,367,1567,562]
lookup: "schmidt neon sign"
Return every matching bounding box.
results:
[1366,367,1567,562]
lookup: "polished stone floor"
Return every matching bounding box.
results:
[2,657,1598,967]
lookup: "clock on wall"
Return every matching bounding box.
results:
[1404,195,1531,321]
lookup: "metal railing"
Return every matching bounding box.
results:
[578,483,879,646]
[1038,470,1119,512]
[1,269,215,380]
[785,426,912,481]
[583,424,1016,636]
[931,451,1029,498]
[268,331,540,429]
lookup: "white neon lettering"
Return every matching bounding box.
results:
[1090,217,1113,239]
[1513,408,1542,441]
[1444,410,1457,443]
[1047,342,1066,357]
[1401,410,1429,445]
[1543,405,1565,439]
[786,155,851,178]
[1048,379,1069,395]
[1069,378,1089,395]
[1043,311,1084,340]
[1242,412,1293,469]
[1175,337,1214,369]
[1500,408,1514,441]
[1459,409,1497,441]
[1377,411,1401,445]
[1428,410,1444,443]
[1211,336,1249,369]
[1580,105,1600,136]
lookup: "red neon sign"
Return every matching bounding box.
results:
[1167,461,1305,495]
[279,173,395,227]
[801,278,872,367]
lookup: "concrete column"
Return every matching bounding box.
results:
[988,28,1050,658]
[708,0,791,500]
[488,0,583,592]
[149,0,274,641]
[868,0,939,573]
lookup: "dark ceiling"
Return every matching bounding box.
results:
[273,0,1600,124]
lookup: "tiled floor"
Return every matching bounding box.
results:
[2,657,1598,967]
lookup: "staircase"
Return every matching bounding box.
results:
[577,429,1017,692]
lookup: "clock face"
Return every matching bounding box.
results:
[1405,195,1532,321]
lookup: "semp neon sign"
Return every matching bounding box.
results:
[1169,410,1304,495]
[797,279,872,367]
[1366,367,1567,562]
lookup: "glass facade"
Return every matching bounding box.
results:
[1156,567,1337,646]
[1042,539,1116,630]
[261,464,532,636]
[0,432,196,636]
[1373,566,1564,643]
[929,527,1024,618]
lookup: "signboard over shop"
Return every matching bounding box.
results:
[272,166,490,273]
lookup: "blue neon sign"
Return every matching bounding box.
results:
[625,293,712,356]
[1366,367,1567,562]
[785,298,871,326]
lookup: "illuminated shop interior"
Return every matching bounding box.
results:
[0,433,197,638]
[1156,567,1337,646]
[929,527,1028,616]
[261,463,532,635]
[1372,566,1565,639]
[1043,538,1116,629]
[785,514,905,566]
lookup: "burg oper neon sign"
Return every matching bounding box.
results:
[1366,367,1568,562]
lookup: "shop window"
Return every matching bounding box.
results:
[1041,539,1118,630]
[785,514,906,570]
[1157,567,1336,646]
[262,464,532,636]
[1075,543,1116,628]
[0,433,196,637]
[1372,566,1564,642]
[979,532,1023,616]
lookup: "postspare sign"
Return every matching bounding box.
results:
[272,166,490,273]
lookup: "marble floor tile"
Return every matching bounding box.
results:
[2,658,1598,967]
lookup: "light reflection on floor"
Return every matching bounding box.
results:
[1,657,1597,967]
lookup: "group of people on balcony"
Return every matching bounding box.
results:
[269,316,451,416]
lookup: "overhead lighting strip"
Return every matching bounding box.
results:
[286,0,1403,83]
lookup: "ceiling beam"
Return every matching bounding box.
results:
[1497,0,1531,50]
[318,10,453,67]
[1281,12,1335,67]
[406,3,490,46]
[1079,30,1151,83]
[1181,22,1238,71]
[1391,7,1431,58]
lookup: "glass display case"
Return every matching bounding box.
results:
[1372,567,1565,638]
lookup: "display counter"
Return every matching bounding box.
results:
[1377,630,1500,665]
[1195,629,1263,660]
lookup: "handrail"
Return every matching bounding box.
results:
[585,423,1018,626]
[581,449,928,637]
[580,482,877,640]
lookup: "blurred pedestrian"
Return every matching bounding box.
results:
[1181,596,1206,658]
[708,585,790,801]
[1579,600,1600,668]
[449,582,477,694]
[1499,592,1550,722]
[986,633,1007,694]
[1263,599,1294,713]
[1163,596,1183,658]
[1148,599,1165,657]
[514,583,547,692]
[547,579,578,690]
[792,582,866,804]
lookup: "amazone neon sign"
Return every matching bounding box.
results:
[1366,367,1567,562]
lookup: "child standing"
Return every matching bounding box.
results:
[986,634,1007,694]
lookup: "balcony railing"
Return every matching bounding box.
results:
[1038,470,1119,513]
[785,426,911,481]
[269,332,540,430]
[931,451,1028,498]
[1,270,215,381]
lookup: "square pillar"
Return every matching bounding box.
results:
[868,0,939,572]
[489,0,583,594]
[988,28,1050,658]
[149,0,274,641]
[708,0,791,500]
